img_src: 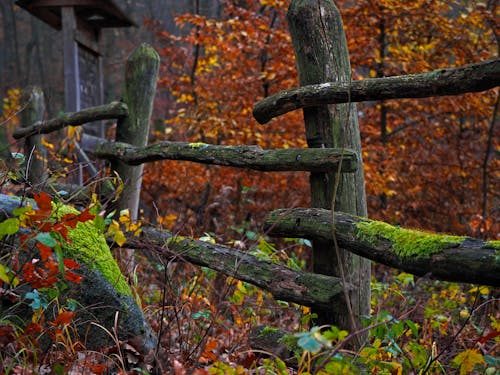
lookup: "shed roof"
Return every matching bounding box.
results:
[16,0,136,30]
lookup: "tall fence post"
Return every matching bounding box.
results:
[112,43,160,221]
[287,0,370,343]
[20,86,48,187]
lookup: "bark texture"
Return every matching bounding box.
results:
[94,141,358,172]
[288,0,370,333]
[123,227,345,309]
[13,101,128,139]
[112,44,159,221]
[253,59,500,124]
[265,208,500,286]
[20,86,47,186]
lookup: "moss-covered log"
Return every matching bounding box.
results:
[264,208,500,286]
[122,227,345,309]
[94,141,358,172]
[253,59,500,124]
[13,101,128,139]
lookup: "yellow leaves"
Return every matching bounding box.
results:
[106,221,126,247]
[41,138,55,150]
[0,263,19,287]
[67,125,81,141]
[105,209,141,247]
[118,208,142,236]
[157,213,177,229]
[452,349,485,375]
[178,93,195,104]
[0,88,21,128]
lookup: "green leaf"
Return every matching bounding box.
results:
[192,310,211,320]
[0,263,18,286]
[484,355,500,367]
[404,319,419,336]
[35,232,57,248]
[0,218,19,239]
[13,206,30,217]
[297,333,323,353]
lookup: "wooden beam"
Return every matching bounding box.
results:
[253,59,500,124]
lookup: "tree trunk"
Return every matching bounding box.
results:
[287,0,370,339]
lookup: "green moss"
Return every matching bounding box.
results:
[485,240,500,250]
[53,204,131,296]
[259,326,279,337]
[487,241,500,262]
[356,220,465,258]
[189,142,208,149]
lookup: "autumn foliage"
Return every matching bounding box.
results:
[144,0,498,241]
[0,0,498,372]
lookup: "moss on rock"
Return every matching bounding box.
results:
[356,220,465,258]
[54,204,131,296]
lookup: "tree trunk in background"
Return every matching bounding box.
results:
[287,0,370,344]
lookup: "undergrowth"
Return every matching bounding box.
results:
[0,89,498,374]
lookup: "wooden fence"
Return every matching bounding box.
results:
[11,0,500,341]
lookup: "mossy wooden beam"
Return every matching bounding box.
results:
[94,141,358,172]
[13,101,128,139]
[264,208,500,286]
[253,59,500,124]
[121,227,344,309]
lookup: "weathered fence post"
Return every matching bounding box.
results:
[20,86,48,186]
[112,43,160,221]
[287,0,370,341]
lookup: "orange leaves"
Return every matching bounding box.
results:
[199,339,218,363]
[49,311,76,327]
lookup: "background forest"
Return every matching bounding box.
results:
[0,0,499,373]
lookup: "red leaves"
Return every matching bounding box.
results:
[61,208,95,229]
[49,311,76,327]
[476,330,500,344]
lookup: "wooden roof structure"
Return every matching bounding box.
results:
[16,0,136,30]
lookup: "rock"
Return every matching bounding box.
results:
[0,193,156,353]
